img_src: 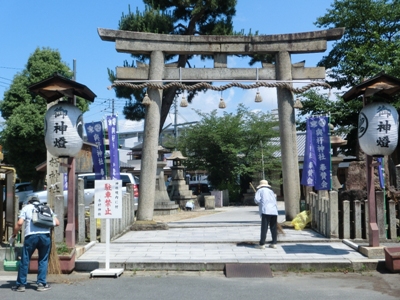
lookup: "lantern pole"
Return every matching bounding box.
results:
[65,60,78,248]
[366,155,380,247]
[363,93,380,247]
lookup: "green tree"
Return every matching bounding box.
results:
[315,0,400,89]
[176,104,280,201]
[109,0,237,129]
[0,47,90,182]
[298,0,400,157]
[296,89,362,157]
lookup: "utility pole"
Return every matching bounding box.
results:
[260,141,265,180]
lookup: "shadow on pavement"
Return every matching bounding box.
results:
[281,244,350,255]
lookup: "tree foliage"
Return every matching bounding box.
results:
[0,47,90,182]
[315,0,400,89]
[109,0,237,130]
[176,104,280,199]
[296,89,363,156]
[299,0,400,157]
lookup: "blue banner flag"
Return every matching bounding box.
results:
[301,116,331,190]
[85,121,106,179]
[106,115,120,180]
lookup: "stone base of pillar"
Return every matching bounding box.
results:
[153,201,179,216]
[130,220,169,231]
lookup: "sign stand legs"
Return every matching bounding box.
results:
[90,219,124,278]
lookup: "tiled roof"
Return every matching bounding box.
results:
[270,132,307,159]
[270,132,348,161]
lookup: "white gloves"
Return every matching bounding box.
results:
[8,235,15,245]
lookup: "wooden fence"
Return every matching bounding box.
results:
[307,191,398,242]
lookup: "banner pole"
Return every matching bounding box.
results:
[106,218,110,270]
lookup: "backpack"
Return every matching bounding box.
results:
[31,202,55,228]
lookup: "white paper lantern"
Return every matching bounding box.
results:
[358,102,399,157]
[44,103,84,157]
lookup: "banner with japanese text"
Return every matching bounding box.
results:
[85,121,106,180]
[106,115,120,180]
[94,179,122,219]
[301,116,331,190]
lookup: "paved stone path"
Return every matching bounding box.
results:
[76,204,376,271]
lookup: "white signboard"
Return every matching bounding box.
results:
[94,180,122,219]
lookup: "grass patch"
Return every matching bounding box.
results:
[56,242,73,255]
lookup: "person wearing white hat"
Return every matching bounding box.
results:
[254,179,278,249]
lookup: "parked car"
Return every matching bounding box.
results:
[3,182,35,210]
[26,173,139,211]
[15,182,35,208]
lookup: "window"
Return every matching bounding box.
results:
[83,175,95,189]
[121,175,131,187]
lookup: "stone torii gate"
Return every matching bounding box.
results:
[98,27,344,221]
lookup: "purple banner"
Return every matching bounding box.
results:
[301,116,331,190]
[107,115,120,180]
[377,157,384,189]
[301,119,316,186]
[64,173,68,191]
[85,121,106,180]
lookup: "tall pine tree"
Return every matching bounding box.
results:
[109,0,237,130]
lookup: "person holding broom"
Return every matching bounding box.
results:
[254,180,278,249]
[8,198,59,292]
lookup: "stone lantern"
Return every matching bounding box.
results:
[153,146,178,215]
[167,151,198,209]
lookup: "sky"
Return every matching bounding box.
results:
[0,0,338,133]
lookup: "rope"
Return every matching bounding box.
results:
[109,81,331,94]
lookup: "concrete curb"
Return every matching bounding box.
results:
[75,259,382,273]
[343,239,359,251]
[75,241,96,258]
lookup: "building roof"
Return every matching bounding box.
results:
[270,132,349,162]
[270,132,307,159]
[29,73,96,103]
[342,73,400,102]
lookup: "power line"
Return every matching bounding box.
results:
[0,66,23,70]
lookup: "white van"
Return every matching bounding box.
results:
[26,173,139,211]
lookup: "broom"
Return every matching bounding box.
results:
[47,228,61,275]
[249,182,285,235]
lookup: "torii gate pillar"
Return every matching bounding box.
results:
[137,51,165,221]
[276,52,300,219]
